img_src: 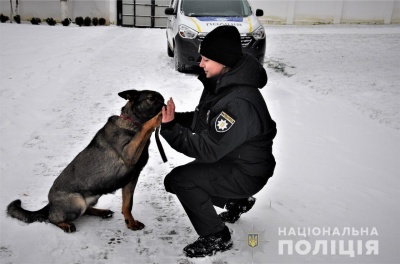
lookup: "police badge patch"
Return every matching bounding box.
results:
[215,111,235,133]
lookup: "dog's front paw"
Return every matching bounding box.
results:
[125,219,145,231]
[143,111,162,131]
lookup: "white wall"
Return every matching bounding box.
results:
[249,0,400,25]
[1,0,399,25]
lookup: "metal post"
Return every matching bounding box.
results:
[10,0,13,22]
[117,0,122,26]
[61,0,69,21]
[151,0,155,28]
[133,0,136,27]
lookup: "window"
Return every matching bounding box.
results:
[181,0,252,17]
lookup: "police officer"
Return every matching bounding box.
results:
[161,25,276,258]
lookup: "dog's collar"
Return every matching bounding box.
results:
[120,114,142,127]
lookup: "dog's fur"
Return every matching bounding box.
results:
[7,90,164,233]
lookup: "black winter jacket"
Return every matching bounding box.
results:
[161,53,276,178]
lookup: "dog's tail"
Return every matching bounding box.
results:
[7,199,50,223]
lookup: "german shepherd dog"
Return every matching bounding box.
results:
[7,90,164,233]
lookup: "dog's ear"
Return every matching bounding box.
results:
[118,90,140,101]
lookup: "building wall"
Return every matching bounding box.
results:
[249,0,400,25]
[1,0,399,25]
[0,0,117,24]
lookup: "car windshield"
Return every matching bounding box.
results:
[181,0,252,17]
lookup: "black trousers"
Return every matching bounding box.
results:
[164,161,269,237]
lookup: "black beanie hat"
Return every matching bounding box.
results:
[199,25,243,67]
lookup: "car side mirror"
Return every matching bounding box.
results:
[256,9,264,17]
[165,7,176,16]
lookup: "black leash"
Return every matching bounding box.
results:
[155,127,167,163]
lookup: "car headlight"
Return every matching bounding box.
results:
[178,25,198,39]
[252,26,265,40]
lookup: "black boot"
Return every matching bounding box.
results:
[219,197,256,223]
[183,226,233,258]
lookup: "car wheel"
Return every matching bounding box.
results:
[174,45,186,72]
[167,43,174,57]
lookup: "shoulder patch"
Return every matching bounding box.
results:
[215,111,236,133]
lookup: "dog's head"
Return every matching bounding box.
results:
[118,90,164,123]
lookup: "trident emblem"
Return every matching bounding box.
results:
[248,233,259,248]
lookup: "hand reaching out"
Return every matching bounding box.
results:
[162,97,175,123]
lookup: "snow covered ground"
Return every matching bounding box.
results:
[0,23,399,264]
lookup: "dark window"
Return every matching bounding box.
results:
[181,0,252,17]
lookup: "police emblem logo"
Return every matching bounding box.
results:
[248,233,259,248]
[215,111,235,133]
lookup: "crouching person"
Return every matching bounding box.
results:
[161,26,277,258]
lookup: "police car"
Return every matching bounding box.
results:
[165,0,266,72]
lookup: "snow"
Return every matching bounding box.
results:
[1,23,399,264]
